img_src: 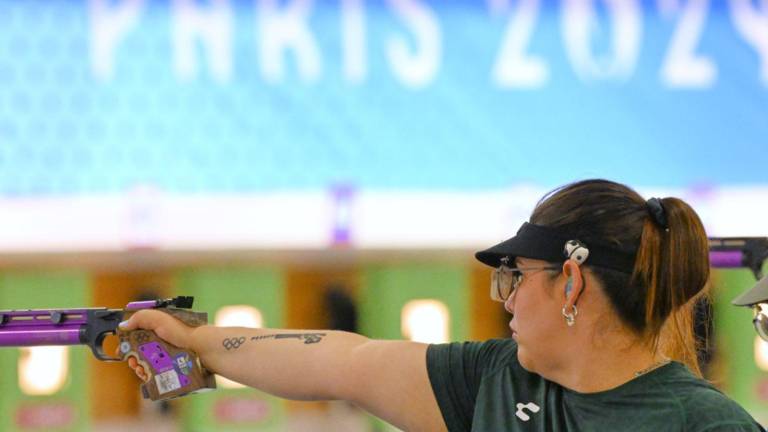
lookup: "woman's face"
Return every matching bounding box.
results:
[504,257,568,373]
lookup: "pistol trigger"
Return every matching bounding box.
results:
[91,331,121,361]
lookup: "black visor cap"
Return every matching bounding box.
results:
[475,222,637,273]
[476,223,570,267]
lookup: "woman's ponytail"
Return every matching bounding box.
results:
[633,197,710,376]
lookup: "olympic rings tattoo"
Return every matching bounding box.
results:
[222,337,246,350]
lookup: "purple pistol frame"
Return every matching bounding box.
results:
[0,296,216,401]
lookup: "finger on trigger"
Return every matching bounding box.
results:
[119,310,146,331]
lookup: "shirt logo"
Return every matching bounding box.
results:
[515,402,540,422]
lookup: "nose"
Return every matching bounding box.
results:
[504,288,516,315]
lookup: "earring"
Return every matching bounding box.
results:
[562,304,578,327]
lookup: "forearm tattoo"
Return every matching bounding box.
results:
[222,337,246,350]
[251,333,327,344]
[221,333,327,351]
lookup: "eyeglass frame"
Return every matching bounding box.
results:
[490,261,562,302]
[753,303,768,342]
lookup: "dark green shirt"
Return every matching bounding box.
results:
[427,339,764,432]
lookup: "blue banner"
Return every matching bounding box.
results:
[0,0,766,194]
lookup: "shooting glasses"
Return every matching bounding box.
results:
[753,304,768,342]
[490,261,561,302]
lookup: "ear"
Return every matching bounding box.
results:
[561,260,584,307]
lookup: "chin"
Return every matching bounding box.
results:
[516,347,535,372]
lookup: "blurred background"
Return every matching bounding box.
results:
[0,0,767,430]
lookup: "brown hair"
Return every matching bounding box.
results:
[530,179,710,376]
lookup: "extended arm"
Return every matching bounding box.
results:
[121,310,447,432]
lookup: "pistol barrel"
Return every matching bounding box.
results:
[0,309,90,347]
[0,326,82,346]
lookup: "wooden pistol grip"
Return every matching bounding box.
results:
[118,308,216,401]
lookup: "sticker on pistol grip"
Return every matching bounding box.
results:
[137,342,186,395]
[119,340,132,356]
[172,353,192,388]
[175,353,193,376]
[155,369,182,395]
[138,342,174,373]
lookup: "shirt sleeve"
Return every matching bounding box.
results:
[426,339,515,432]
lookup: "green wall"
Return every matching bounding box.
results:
[176,267,286,432]
[360,263,470,341]
[0,271,90,432]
